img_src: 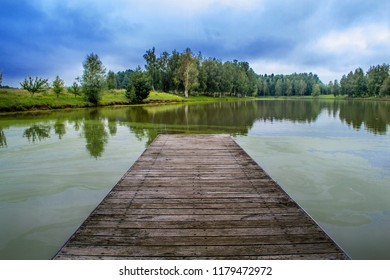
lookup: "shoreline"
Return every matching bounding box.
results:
[0,89,388,114]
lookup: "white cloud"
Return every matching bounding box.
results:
[316,24,390,55]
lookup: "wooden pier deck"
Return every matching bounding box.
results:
[54,134,349,260]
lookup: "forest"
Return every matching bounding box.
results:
[116,48,390,98]
[114,47,326,98]
[328,64,390,97]
[1,47,389,100]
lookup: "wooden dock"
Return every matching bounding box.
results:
[54,134,349,260]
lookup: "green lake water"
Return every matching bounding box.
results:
[0,99,389,259]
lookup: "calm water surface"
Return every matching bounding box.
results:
[0,100,389,259]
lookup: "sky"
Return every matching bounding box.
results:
[1,0,389,87]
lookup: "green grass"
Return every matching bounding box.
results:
[100,89,130,105]
[1,88,387,113]
[0,88,338,113]
[0,89,188,112]
[0,88,91,112]
[145,91,186,102]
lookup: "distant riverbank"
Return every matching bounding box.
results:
[0,88,387,113]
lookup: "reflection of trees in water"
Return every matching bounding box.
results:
[3,100,389,155]
[0,128,7,147]
[253,100,321,123]
[13,110,113,158]
[83,110,109,159]
[108,118,118,136]
[23,125,51,143]
[338,101,390,135]
[54,120,66,139]
[83,121,108,159]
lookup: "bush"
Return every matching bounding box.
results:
[125,71,152,104]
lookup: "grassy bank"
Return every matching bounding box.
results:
[0,89,255,112]
[1,88,386,113]
[0,88,132,112]
[0,89,192,112]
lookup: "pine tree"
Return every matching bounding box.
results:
[52,75,65,98]
[106,71,117,90]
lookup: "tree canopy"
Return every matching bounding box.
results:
[15,47,388,99]
[334,64,390,97]
[137,47,327,98]
[81,53,106,104]
[20,76,49,96]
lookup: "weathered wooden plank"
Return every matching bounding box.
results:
[74,226,324,238]
[99,197,293,206]
[106,191,287,200]
[53,134,349,260]
[56,243,343,258]
[111,197,293,204]
[92,207,302,216]
[80,213,310,222]
[66,234,331,246]
[98,201,297,209]
[55,253,348,260]
[81,219,314,229]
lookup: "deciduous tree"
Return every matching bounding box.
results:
[179,48,198,98]
[158,51,170,92]
[20,76,49,96]
[312,84,321,97]
[143,47,159,90]
[275,79,283,97]
[379,76,390,96]
[367,64,390,96]
[81,53,106,105]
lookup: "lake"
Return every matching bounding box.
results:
[0,99,389,260]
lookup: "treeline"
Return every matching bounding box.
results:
[111,47,325,97]
[114,47,259,97]
[257,73,325,97]
[5,46,389,99]
[328,64,390,97]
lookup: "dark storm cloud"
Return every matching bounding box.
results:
[0,0,389,86]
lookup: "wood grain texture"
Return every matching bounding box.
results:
[53,134,349,260]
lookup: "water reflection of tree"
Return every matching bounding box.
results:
[3,99,388,155]
[54,120,66,139]
[254,100,321,123]
[120,100,324,144]
[83,110,109,159]
[338,101,390,134]
[23,125,51,143]
[108,118,118,136]
[0,128,7,148]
